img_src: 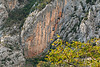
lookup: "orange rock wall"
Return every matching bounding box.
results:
[23,0,67,58]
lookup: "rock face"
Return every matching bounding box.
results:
[0,0,26,11]
[0,0,19,11]
[0,0,100,66]
[0,46,25,67]
[21,0,100,58]
[0,0,26,67]
[21,0,67,58]
[0,2,8,26]
[0,0,26,27]
[0,35,25,67]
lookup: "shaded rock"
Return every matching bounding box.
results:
[0,46,25,67]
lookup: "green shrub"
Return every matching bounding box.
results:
[45,36,100,67]
[37,61,50,67]
[86,0,91,4]
[86,0,96,5]
[1,0,52,31]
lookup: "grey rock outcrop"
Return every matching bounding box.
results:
[0,35,25,67]
[0,3,8,27]
[0,0,27,32]
[0,0,25,23]
[21,0,100,58]
[0,46,25,67]
[0,0,27,67]
[59,0,100,42]
[0,0,100,66]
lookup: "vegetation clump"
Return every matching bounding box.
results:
[45,36,100,67]
[1,0,53,35]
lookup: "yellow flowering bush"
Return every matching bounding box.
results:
[45,38,100,67]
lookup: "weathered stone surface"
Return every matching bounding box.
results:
[0,46,25,67]
[1,35,20,50]
[21,0,66,58]
[0,0,27,31]
[0,0,100,66]
[21,0,100,58]
[0,3,8,26]
[59,0,100,43]
[0,35,25,67]
[0,0,26,11]
[0,1,27,67]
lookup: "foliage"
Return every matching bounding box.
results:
[37,61,50,67]
[45,37,100,67]
[25,56,47,67]
[3,0,36,27]
[37,61,59,67]
[86,0,96,5]
[1,0,53,36]
[1,0,52,30]
[86,0,91,4]
[32,0,53,11]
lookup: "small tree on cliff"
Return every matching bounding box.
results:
[45,37,100,67]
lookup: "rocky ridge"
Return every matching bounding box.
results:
[21,0,100,58]
[0,0,26,67]
[0,0,100,67]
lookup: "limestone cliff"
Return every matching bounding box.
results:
[0,0,26,67]
[0,0,100,67]
[21,0,67,58]
[21,0,100,58]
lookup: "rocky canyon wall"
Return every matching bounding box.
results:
[0,0,27,67]
[21,0,67,58]
[0,0,100,66]
[21,0,100,58]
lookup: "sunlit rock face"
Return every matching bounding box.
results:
[0,35,25,67]
[21,0,67,58]
[22,0,100,58]
[0,0,26,67]
[0,0,100,66]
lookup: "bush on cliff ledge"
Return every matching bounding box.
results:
[45,37,100,67]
